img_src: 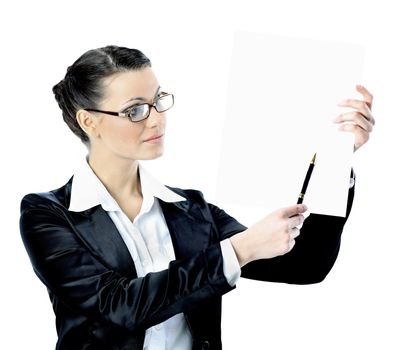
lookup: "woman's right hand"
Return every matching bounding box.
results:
[229,204,308,267]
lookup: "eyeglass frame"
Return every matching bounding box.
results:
[84,92,174,122]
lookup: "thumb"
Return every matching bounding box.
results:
[280,204,308,218]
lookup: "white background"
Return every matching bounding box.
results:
[1,0,393,349]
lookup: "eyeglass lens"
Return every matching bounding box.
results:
[128,94,173,121]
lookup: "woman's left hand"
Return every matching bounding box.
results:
[334,85,375,152]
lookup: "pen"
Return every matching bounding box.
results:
[297,153,317,204]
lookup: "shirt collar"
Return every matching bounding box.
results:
[68,154,186,212]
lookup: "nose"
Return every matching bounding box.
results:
[145,107,166,128]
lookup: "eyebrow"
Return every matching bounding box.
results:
[121,86,161,107]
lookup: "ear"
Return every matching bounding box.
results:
[76,110,100,138]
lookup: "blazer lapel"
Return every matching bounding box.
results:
[54,177,137,278]
[71,206,137,278]
[160,200,213,260]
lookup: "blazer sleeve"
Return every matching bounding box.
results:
[209,182,356,285]
[19,195,234,333]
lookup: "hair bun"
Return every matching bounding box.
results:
[52,79,65,106]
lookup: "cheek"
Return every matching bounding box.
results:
[161,115,167,129]
[101,119,143,149]
[117,125,142,144]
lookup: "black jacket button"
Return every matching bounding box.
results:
[201,340,210,350]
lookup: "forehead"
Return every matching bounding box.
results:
[101,67,159,107]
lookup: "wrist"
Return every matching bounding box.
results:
[230,231,252,268]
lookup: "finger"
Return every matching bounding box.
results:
[338,124,370,149]
[288,214,305,229]
[334,111,374,132]
[338,97,372,116]
[289,227,300,239]
[280,204,308,218]
[287,238,296,253]
[356,84,373,109]
[337,98,375,126]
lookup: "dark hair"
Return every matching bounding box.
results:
[52,45,152,146]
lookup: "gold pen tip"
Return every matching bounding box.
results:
[311,153,317,164]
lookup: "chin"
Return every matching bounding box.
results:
[141,148,164,160]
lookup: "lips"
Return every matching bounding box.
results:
[144,134,164,142]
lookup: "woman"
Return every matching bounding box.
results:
[19,45,374,350]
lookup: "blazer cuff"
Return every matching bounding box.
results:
[220,239,241,287]
[349,168,356,189]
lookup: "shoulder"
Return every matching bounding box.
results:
[165,186,208,205]
[165,186,247,236]
[161,186,215,222]
[164,186,236,216]
[20,176,73,215]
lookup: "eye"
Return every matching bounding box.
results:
[124,104,141,116]
[124,104,150,121]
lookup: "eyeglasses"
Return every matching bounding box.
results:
[85,92,174,122]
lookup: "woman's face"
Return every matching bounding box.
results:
[91,67,167,161]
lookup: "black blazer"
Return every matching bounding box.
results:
[19,175,355,350]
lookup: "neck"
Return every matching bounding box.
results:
[87,150,141,200]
